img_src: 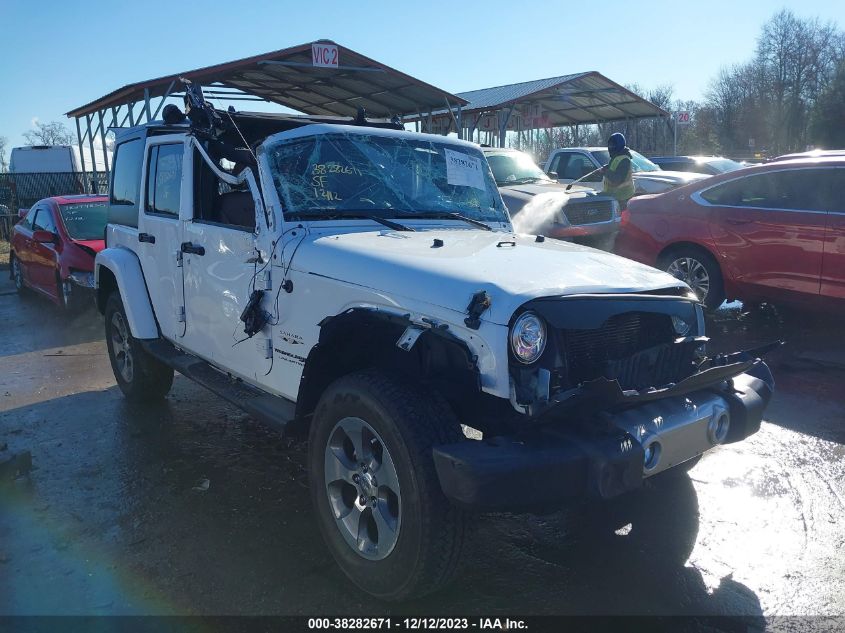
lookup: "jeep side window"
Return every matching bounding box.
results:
[145,144,183,217]
[111,138,144,206]
[192,147,256,231]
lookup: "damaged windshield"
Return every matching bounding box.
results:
[266,132,508,223]
[58,202,107,240]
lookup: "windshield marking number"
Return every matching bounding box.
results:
[445,149,485,191]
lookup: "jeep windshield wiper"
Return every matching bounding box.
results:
[286,211,414,231]
[401,212,494,231]
[363,215,415,232]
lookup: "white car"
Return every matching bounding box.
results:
[94,107,774,601]
[544,147,710,196]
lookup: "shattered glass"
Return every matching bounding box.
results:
[265,133,509,223]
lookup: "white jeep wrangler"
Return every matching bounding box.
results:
[95,104,774,601]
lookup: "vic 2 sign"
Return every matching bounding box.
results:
[676,111,691,125]
[312,43,339,68]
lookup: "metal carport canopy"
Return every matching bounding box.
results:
[65,40,468,179]
[67,39,466,120]
[414,71,669,142]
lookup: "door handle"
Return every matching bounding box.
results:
[725,218,754,226]
[138,232,156,243]
[180,242,205,256]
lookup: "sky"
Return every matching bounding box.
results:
[2,0,844,150]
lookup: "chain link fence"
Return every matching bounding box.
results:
[0,172,109,243]
[0,172,109,266]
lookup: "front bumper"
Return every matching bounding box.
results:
[433,361,773,512]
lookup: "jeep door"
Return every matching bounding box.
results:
[137,137,186,340]
[178,145,268,382]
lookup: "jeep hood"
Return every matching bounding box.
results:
[292,229,689,325]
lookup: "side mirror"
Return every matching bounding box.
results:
[18,208,28,219]
[32,230,56,243]
[546,171,558,179]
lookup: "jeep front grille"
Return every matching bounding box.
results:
[561,312,693,390]
[564,200,614,225]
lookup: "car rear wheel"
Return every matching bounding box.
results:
[105,291,173,402]
[308,369,468,601]
[660,247,725,310]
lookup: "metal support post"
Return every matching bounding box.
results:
[85,114,99,190]
[98,110,110,177]
[74,117,88,179]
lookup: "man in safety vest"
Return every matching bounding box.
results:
[600,132,635,208]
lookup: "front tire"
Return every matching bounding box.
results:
[11,255,25,293]
[659,246,725,310]
[57,274,81,312]
[308,370,468,601]
[105,291,173,402]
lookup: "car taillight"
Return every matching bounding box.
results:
[620,209,631,226]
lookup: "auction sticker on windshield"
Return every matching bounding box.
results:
[445,149,485,190]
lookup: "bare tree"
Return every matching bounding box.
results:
[0,136,8,172]
[810,59,845,147]
[23,121,75,146]
[755,9,845,152]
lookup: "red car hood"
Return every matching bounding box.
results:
[72,238,106,253]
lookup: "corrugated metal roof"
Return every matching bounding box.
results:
[416,72,669,130]
[67,40,466,120]
[455,73,589,110]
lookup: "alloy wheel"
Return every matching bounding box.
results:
[110,311,134,383]
[324,416,401,560]
[667,256,710,303]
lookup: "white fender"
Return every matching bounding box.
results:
[95,247,160,339]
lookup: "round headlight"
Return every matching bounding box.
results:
[510,312,547,364]
[671,315,691,336]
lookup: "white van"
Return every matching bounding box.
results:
[10,145,110,174]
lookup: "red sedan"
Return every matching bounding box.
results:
[615,157,845,310]
[9,194,108,309]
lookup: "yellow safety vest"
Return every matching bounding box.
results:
[603,155,635,205]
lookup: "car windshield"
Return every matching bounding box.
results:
[58,202,107,240]
[266,132,508,223]
[485,151,551,185]
[590,149,661,172]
